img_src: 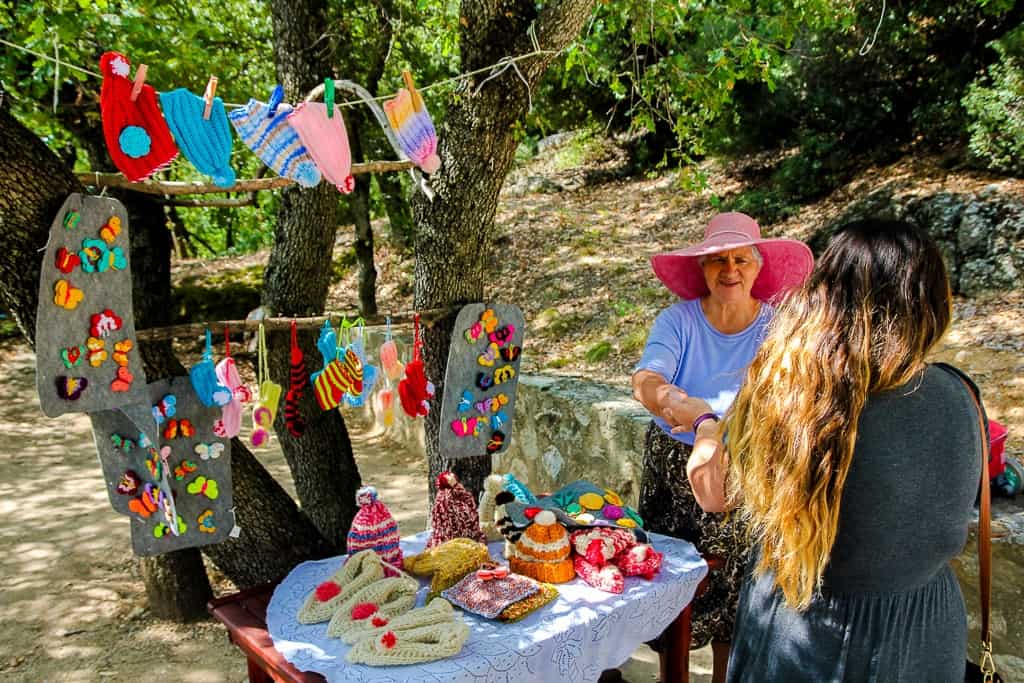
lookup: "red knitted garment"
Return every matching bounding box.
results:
[573,554,625,594]
[615,544,664,580]
[99,52,178,182]
[426,472,487,548]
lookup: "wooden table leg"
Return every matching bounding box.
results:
[247,656,275,683]
[659,555,724,683]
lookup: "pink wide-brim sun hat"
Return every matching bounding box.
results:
[651,212,814,302]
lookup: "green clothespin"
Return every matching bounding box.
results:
[324,77,335,118]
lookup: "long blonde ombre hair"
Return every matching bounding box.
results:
[724,220,953,610]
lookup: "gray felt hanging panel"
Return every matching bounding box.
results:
[89,376,234,556]
[34,193,148,417]
[438,303,525,459]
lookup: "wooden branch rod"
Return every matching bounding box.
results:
[135,307,457,341]
[77,160,415,196]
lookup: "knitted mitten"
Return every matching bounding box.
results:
[615,544,664,580]
[296,549,384,624]
[326,576,418,639]
[346,620,471,667]
[573,554,625,594]
[287,102,355,194]
[570,527,636,567]
[340,596,455,645]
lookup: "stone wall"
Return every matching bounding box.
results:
[348,368,1024,675]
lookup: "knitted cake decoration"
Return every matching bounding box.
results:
[326,575,418,639]
[228,95,321,188]
[426,471,487,549]
[99,52,178,182]
[347,486,402,571]
[287,102,355,193]
[159,88,236,187]
[296,549,385,624]
[508,510,576,584]
[403,537,491,602]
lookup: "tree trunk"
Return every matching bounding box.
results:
[411,0,598,502]
[266,0,361,548]
[375,170,414,252]
[349,108,378,317]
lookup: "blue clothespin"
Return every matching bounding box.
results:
[267,84,284,117]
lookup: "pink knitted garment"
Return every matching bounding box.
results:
[573,554,625,594]
[347,486,403,572]
[426,472,487,549]
[615,544,663,579]
[287,102,355,193]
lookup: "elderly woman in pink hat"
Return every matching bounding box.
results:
[632,212,812,683]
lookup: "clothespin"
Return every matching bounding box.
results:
[324,77,334,118]
[402,70,424,112]
[203,75,218,120]
[130,64,148,102]
[267,84,284,117]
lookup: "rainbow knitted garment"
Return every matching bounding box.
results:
[159,88,236,187]
[384,85,440,174]
[99,52,178,182]
[228,99,321,188]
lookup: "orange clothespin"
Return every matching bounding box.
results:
[203,75,218,120]
[402,70,424,112]
[130,64,148,102]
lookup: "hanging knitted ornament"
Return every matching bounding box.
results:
[99,52,178,182]
[379,317,404,381]
[384,72,440,174]
[426,472,487,549]
[311,319,339,383]
[284,320,307,437]
[287,79,355,193]
[343,319,378,408]
[251,323,282,448]
[159,83,236,187]
[189,328,232,408]
[228,86,321,188]
[375,378,395,427]
[398,313,434,418]
[213,326,250,438]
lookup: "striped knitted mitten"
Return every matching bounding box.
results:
[296,549,385,624]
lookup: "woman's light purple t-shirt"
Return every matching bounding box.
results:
[636,298,774,444]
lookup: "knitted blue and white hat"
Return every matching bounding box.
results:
[228,97,321,188]
[159,88,236,187]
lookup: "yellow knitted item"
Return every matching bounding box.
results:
[342,597,456,645]
[346,621,471,667]
[326,576,419,639]
[403,538,491,601]
[509,510,576,584]
[497,582,559,623]
[296,549,385,624]
[509,555,576,584]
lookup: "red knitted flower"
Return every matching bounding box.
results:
[380,631,397,649]
[315,580,341,602]
[371,615,389,627]
[351,602,378,620]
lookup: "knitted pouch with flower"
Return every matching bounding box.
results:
[441,571,540,619]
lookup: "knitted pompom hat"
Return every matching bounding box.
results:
[347,486,403,572]
[159,88,236,187]
[426,471,487,549]
[509,510,576,584]
[228,97,321,188]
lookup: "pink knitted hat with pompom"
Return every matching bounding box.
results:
[347,486,403,571]
[426,471,487,549]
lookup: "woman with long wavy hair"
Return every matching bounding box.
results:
[685,219,984,681]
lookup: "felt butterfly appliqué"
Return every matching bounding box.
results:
[187,475,220,499]
[194,442,224,460]
[152,394,177,425]
[198,509,216,534]
[174,460,198,480]
[163,418,195,440]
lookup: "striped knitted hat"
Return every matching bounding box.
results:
[159,88,236,187]
[509,510,576,584]
[426,471,486,549]
[228,98,321,188]
[347,486,402,572]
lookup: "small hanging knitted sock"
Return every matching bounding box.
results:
[228,87,321,188]
[398,313,434,418]
[99,52,178,181]
[285,321,307,437]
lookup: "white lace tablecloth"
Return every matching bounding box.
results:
[267,532,707,683]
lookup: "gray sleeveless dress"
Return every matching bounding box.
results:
[727,365,983,682]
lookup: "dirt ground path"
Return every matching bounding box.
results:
[0,340,706,682]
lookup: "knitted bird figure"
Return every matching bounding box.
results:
[99,52,178,181]
[426,471,487,549]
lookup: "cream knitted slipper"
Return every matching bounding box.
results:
[339,596,455,645]
[346,620,471,666]
[326,576,419,639]
[296,549,385,624]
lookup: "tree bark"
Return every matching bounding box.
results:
[411,0,598,502]
[266,0,361,548]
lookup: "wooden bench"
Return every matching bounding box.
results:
[208,555,722,683]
